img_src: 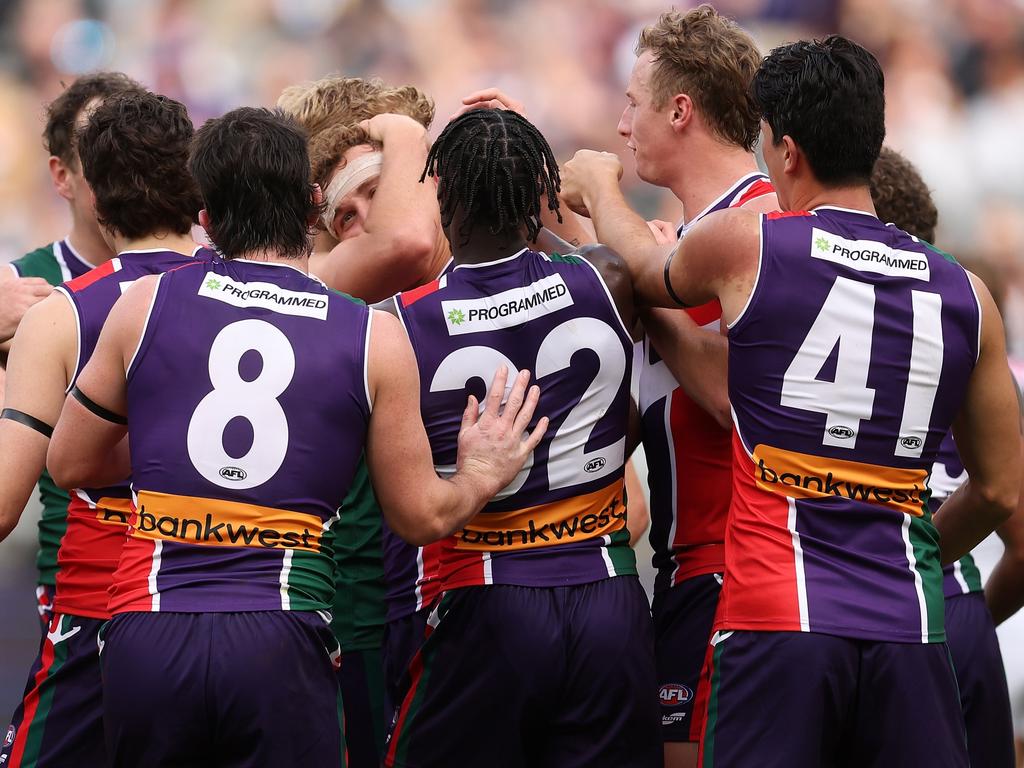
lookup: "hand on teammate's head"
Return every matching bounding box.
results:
[450,88,526,121]
[358,113,429,144]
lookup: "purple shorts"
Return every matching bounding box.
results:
[652,572,721,742]
[945,592,1015,768]
[101,611,344,768]
[1,612,105,768]
[382,607,430,723]
[384,577,661,768]
[699,630,968,767]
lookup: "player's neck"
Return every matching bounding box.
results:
[233,249,310,272]
[450,229,528,266]
[68,212,116,267]
[787,182,877,218]
[671,144,762,225]
[114,231,197,257]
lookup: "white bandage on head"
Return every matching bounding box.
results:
[321,151,384,239]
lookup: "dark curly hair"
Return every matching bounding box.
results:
[190,107,322,260]
[78,90,200,239]
[870,147,937,243]
[752,35,885,185]
[422,109,561,246]
[44,71,143,167]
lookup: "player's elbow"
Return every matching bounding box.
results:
[979,480,1018,528]
[0,506,20,543]
[385,508,449,548]
[386,232,436,278]
[46,445,90,490]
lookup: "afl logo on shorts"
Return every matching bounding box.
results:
[659,683,693,707]
[3,724,15,748]
[219,466,247,482]
[900,436,923,450]
[828,425,855,440]
[583,457,606,473]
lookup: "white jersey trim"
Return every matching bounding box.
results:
[148,539,163,611]
[279,549,294,610]
[53,286,82,393]
[726,213,765,330]
[363,309,375,413]
[787,497,810,632]
[965,271,983,365]
[452,247,529,271]
[126,273,165,381]
[575,251,633,343]
[901,515,930,643]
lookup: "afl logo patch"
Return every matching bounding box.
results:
[219,466,247,482]
[4,724,15,748]
[828,425,855,440]
[900,436,923,450]
[659,683,693,707]
[583,457,606,473]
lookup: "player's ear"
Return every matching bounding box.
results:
[781,135,800,177]
[198,209,212,232]
[49,156,73,202]
[669,94,692,134]
[309,183,324,227]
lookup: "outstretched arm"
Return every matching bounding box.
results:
[365,309,547,545]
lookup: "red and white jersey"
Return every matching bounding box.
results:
[641,173,775,593]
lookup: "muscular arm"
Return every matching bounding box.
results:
[0,294,76,540]
[986,470,1024,625]
[365,310,547,545]
[935,274,1021,563]
[642,308,731,429]
[310,118,439,301]
[47,278,155,490]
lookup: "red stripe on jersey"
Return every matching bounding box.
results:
[385,644,427,766]
[684,299,722,328]
[107,537,159,614]
[731,179,775,209]
[7,618,58,767]
[63,259,118,293]
[667,386,730,583]
[400,279,440,307]
[714,436,802,632]
[766,210,812,220]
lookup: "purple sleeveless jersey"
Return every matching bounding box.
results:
[719,207,981,643]
[395,247,637,590]
[50,248,207,619]
[108,258,371,615]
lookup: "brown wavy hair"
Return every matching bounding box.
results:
[636,5,762,151]
[870,146,937,243]
[278,76,434,140]
[78,90,200,239]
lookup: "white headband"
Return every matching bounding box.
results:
[321,151,384,238]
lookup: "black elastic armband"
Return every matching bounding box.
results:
[663,251,690,308]
[70,386,127,425]
[0,408,54,438]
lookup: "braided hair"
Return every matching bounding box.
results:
[421,109,562,246]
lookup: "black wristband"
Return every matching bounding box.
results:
[0,408,54,438]
[70,386,127,425]
[663,251,689,307]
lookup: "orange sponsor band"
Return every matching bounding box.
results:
[94,497,133,527]
[131,489,323,551]
[752,444,929,517]
[454,480,627,552]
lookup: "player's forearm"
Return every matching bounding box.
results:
[643,308,731,429]
[985,552,1024,626]
[388,470,498,547]
[580,179,670,306]
[362,134,437,259]
[934,479,1017,564]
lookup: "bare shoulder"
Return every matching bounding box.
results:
[573,244,633,325]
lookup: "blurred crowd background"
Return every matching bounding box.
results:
[2,0,1024,749]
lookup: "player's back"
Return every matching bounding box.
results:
[110,257,371,615]
[50,247,207,619]
[395,247,636,589]
[721,207,980,643]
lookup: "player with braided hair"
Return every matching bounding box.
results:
[381,108,660,767]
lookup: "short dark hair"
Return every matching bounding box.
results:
[870,147,937,243]
[190,107,320,260]
[44,71,142,167]
[752,35,885,185]
[78,90,200,240]
[422,109,561,246]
